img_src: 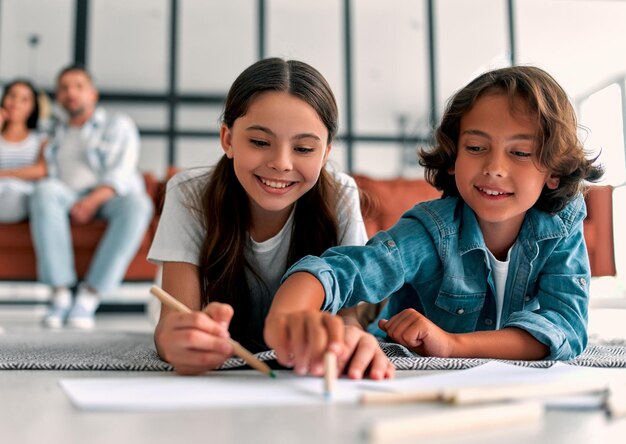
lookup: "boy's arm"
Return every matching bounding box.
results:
[265,272,326,315]
[264,272,345,375]
[380,309,549,360]
[451,328,549,359]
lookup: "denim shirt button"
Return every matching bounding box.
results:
[456,308,465,315]
[484,318,493,325]
[579,277,587,287]
[386,240,396,248]
[524,295,531,302]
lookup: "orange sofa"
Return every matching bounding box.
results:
[1,171,614,285]
[353,175,616,277]
[0,173,160,281]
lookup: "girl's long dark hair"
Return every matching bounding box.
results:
[194,58,341,349]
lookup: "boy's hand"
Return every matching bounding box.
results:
[155,302,235,375]
[340,325,395,380]
[378,309,455,357]
[264,311,346,376]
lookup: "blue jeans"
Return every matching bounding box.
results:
[0,178,34,223]
[29,178,154,293]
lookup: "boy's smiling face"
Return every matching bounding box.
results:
[451,93,559,240]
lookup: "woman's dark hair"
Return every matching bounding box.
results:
[1,79,39,130]
[420,65,604,213]
[192,58,341,350]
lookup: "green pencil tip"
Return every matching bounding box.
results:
[269,370,276,379]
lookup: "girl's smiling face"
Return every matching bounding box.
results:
[221,91,331,227]
[451,93,559,237]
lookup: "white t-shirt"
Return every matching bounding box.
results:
[56,127,99,192]
[0,132,41,170]
[486,248,512,330]
[148,167,368,348]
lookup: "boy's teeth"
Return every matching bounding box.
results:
[480,188,507,196]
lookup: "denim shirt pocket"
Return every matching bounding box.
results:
[433,291,485,333]
[522,279,540,312]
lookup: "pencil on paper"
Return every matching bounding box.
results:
[360,389,441,405]
[360,379,608,406]
[606,384,626,418]
[149,285,275,378]
[323,351,337,400]
[368,401,543,443]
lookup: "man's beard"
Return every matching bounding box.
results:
[66,105,86,118]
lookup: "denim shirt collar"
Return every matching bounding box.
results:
[55,107,106,132]
[456,197,580,259]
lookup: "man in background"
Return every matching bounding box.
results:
[31,64,153,329]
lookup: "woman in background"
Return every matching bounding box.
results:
[0,79,47,222]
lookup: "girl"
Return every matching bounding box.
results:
[264,66,604,371]
[0,79,47,222]
[148,58,394,379]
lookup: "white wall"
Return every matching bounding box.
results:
[1,0,626,282]
[2,0,626,179]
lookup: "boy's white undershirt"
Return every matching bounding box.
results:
[486,247,512,330]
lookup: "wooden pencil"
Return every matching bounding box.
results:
[606,384,626,418]
[360,389,441,404]
[149,285,275,378]
[447,379,608,405]
[360,379,608,406]
[368,401,543,443]
[323,351,337,399]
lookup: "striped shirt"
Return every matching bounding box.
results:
[0,132,41,170]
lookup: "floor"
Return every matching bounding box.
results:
[0,278,625,341]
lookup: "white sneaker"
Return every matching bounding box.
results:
[42,288,72,328]
[66,304,96,329]
[66,287,100,329]
[42,305,70,328]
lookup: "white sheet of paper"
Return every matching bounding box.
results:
[359,362,600,391]
[60,371,360,411]
[60,362,620,411]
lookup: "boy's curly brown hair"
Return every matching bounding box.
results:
[420,66,604,213]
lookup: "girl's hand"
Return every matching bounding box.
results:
[264,311,346,376]
[155,302,235,375]
[378,309,455,357]
[339,325,395,380]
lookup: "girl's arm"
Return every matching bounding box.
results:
[338,306,395,379]
[0,143,47,179]
[154,261,234,374]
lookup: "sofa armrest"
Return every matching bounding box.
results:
[584,185,616,277]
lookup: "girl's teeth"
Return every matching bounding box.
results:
[261,178,290,189]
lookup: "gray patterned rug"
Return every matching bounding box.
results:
[0,329,625,371]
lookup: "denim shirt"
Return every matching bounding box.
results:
[44,107,144,196]
[285,195,590,360]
